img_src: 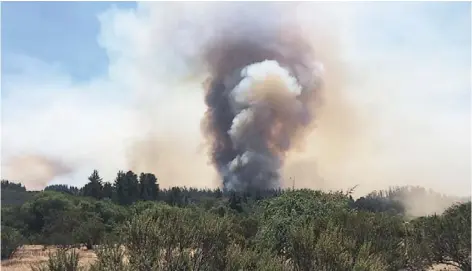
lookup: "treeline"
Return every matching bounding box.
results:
[5,169,465,215]
[1,170,471,270]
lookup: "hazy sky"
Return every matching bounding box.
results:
[1,2,470,195]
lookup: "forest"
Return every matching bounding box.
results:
[1,170,470,271]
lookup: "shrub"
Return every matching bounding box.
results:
[1,226,24,259]
[31,248,81,271]
[406,202,471,270]
[89,243,127,271]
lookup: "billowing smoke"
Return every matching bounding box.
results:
[200,10,324,191]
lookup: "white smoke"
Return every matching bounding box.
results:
[224,60,309,190]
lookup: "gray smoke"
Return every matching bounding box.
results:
[201,17,324,191]
[1,154,72,190]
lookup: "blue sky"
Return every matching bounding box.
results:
[1,2,470,196]
[2,1,136,81]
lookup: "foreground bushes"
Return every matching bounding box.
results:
[28,194,471,271]
[405,202,471,270]
[2,179,470,270]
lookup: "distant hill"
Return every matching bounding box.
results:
[1,180,39,207]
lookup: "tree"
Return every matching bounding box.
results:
[166,187,186,207]
[114,171,139,205]
[41,208,82,246]
[1,180,35,207]
[102,183,113,200]
[1,180,26,192]
[45,184,79,196]
[21,192,76,236]
[228,191,243,213]
[139,173,159,201]
[82,170,103,200]
[73,212,105,250]
[215,188,223,199]
[114,171,126,205]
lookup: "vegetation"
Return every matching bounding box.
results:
[1,169,470,270]
[32,248,81,271]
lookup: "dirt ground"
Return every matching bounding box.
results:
[1,245,97,271]
[1,245,462,271]
[429,265,461,271]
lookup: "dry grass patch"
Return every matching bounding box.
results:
[1,245,97,271]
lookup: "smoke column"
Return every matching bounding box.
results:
[200,10,325,191]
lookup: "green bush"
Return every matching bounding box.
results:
[72,213,106,249]
[89,243,127,271]
[1,226,24,259]
[405,202,471,270]
[225,244,289,271]
[31,248,82,271]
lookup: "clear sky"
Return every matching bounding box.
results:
[1,2,471,196]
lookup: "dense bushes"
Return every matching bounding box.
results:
[1,177,470,270]
[253,190,407,270]
[405,202,471,270]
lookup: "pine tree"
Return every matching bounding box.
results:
[114,171,127,205]
[82,170,103,200]
[167,187,184,207]
[125,171,140,204]
[102,182,113,199]
[114,171,139,205]
[139,173,159,201]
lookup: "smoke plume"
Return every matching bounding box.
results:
[201,26,324,190]
[1,154,72,190]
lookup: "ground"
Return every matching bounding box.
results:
[1,245,461,271]
[1,245,96,271]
